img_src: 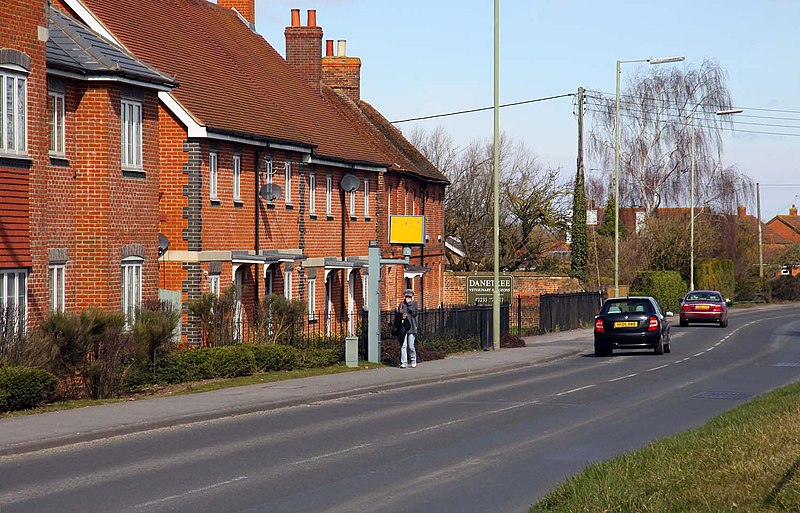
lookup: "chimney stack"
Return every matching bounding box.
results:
[322,38,362,101]
[285,9,324,93]
[217,0,255,26]
[791,204,798,216]
[737,205,746,217]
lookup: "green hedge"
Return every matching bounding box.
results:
[769,275,800,301]
[0,366,59,412]
[696,258,735,299]
[127,343,344,390]
[630,271,687,314]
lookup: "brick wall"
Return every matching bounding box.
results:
[444,272,583,306]
[285,22,323,93]
[322,55,361,101]
[216,0,255,25]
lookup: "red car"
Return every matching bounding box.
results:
[679,290,730,327]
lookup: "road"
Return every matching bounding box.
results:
[1,305,799,513]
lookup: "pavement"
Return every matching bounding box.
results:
[0,328,595,457]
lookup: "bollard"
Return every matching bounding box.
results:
[345,336,359,367]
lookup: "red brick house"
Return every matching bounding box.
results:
[1,1,175,332]
[765,205,800,275]
[53,0,448,344]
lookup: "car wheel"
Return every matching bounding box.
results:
[654,338,664,355]
[720,318,728,328]
[665,335,672,353]
[679,318,688,327]
[594,342,611,357]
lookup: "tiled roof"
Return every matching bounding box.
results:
[47,7,175,88]
[774,215,800,234]
[320,86,448,183]
[77,0,392,165]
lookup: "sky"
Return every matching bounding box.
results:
[250,0,800,220]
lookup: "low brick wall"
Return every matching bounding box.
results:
[444,272,583,306]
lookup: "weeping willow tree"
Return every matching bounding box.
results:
[587,59,753,216]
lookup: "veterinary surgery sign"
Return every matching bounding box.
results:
[466,274,514,305]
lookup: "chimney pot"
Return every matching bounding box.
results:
[737,205,746,217]
[791,204,798,216]
[291,8,300,27]
[307,9,317,27]
[337,39,346,57]
[325,40,334,57]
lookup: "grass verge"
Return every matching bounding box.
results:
[529,381,800,512]
[0,362,383,418]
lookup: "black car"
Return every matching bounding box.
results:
[594,296,672,356]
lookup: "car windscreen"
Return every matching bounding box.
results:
[685,292,721,302]
[602,300,653,314]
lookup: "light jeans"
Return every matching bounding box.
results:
[401,333,416,366]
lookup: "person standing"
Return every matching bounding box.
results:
[398,288,418,368]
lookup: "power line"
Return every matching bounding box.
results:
[390,93,575,124]
[585,89,800,116]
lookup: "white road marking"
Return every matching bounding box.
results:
[647,364,669,372]
[292,443,373,465]
[608,373,639,382]
[135,476,248,508]
[405,419,467,436]
[694,352,705,357]
[556,385,595,396]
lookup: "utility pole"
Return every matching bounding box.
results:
[571,87,587,282]
[757,182,763,279]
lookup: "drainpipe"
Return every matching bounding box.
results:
[420,185,426,310]
[254,148,261,305]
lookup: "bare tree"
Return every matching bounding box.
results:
[587,59,752,215]
[406,126,568,271]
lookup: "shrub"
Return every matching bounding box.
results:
[80,309,134,399]
[187,285,239,347]
[501,334,526,348]
[133,301,180,364]
[251,344,299,372]
[251,295,306,345]
[696,258,735,299]
[205,346,256,378]
[769,275,800,301]
[297,348,342,369]
[0,303,28,366]
[0,366,59,412]
[630,271,687,314]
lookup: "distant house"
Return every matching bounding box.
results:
[765,205,800,276]
[51,0,448,344]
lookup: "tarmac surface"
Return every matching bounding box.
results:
[0,328,594,456]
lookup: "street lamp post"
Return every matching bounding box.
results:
[614,56,685,297]
[689,107,743,291]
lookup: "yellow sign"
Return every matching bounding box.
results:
[389,215,426,245]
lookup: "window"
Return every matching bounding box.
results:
[265,159,273,185]
[209,151,218,200]
[326,174,333,215]
[362,274,369,311]
[120,99,142,168]
[0,269,27,335]
[283,268,293,299]
[349,189,356,217]
[122,258,142,323]
[307,277,316,321]
[264,268,273,295]
[309,172,316,214]
[48,91,65,155]
[209,273,220,296]
[1,70,27,154]
[48,264,65,312]
[364,177,370,217]
[284,162,292,203]
[233,155,241,201]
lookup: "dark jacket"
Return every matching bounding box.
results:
[398,299,419,334]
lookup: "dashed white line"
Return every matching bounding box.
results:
[608,373,639,382]
[556,385,595,396]
[135,476,248,508]
[405,419,466,436]
[647,364,669,372]
[292,443,373,465]
[694,352,705,357]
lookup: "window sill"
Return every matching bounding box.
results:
[309,213,318,220]
[266,202,276,210]
[0,153,32,167]
[285,203,294,210]
[122,168,146,180]
[49,155,69,167]
[210,198,221,207]
[350,216,358,221]
[233,200,244,208]
[364,216,371,221]
[326,215,334,221]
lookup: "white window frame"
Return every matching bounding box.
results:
[120,98,142,169]
[264,268,273,296]
[349,189,356,217]
[209,273,220,296]
[284,161,292,204]
[1,70,28,155]
[362,274,369,311]
[233,154,241,202]
[121,257,143,324]
[307,277,316,321]
[48,91,65,156]
[0,269,28,335]
[326,174,333,215]
[209,151,218,200]
[364,177,370,218]
[283,268,293,299]
[265,159,274,185]
[48,264,65,312]
[309,172,316,214]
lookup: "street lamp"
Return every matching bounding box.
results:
[688,107,743,290]
[614,56,685,297]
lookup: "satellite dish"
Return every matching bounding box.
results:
[340,173,360,193]
[260,183,283,201]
